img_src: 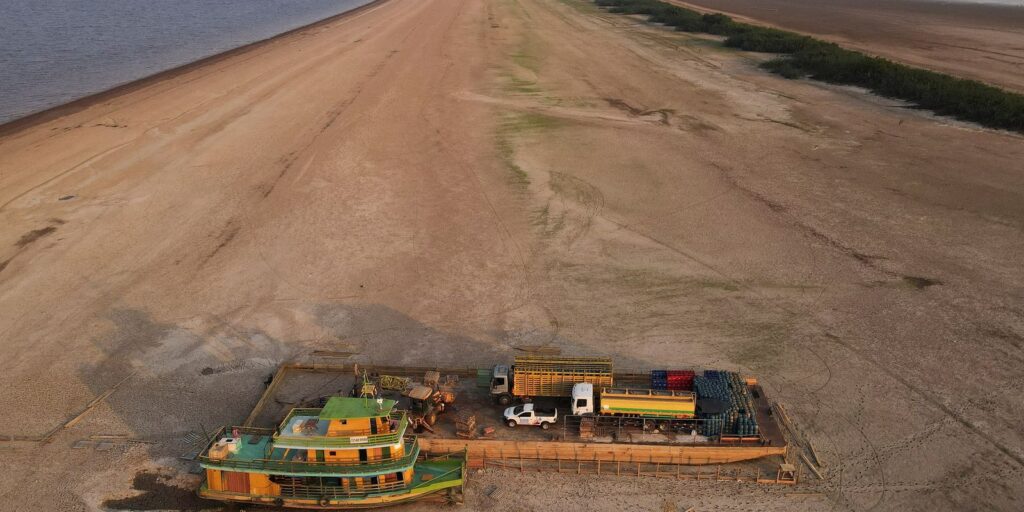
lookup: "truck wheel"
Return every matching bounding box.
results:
[506,419,517,428]
[540,422,550,430]
[497,394,512,406]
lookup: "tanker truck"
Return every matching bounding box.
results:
[570,383,695,419]
[489,356,614,406]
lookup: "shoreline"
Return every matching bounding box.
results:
[1,0,1023,509]
[0,0,389,138]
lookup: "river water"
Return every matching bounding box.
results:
[0,0,374,124]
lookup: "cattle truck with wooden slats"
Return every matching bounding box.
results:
[489,355,614,406]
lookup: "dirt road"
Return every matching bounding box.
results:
[676,0,1024,92]
[0,0,1022,510]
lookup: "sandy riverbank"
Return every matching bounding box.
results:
[0,0,1022,510]
[675,0,1024,91]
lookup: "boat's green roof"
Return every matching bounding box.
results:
[318,397,396,419]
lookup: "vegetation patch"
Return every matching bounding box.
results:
[503,74,542,95]
[512,50,541,74]
[496,135,531,186]
[496,112,560,187]
[594,0,1024,132]
[504,111,563,131]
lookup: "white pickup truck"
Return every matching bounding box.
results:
[503,403,558,429]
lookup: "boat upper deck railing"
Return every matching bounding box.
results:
[199,440,420,477]
[203,479,413,500]
[214,425,276,436]
[273,410,408,448]
[277,479,411,498]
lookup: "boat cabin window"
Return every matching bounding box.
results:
[575,398,587,408]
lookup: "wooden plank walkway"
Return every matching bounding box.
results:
[419,437,786,466]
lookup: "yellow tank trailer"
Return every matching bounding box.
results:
[598,387,696,419]
[198,396,465,509]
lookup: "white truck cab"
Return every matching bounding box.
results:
[490,365,513,405]
[571,382,595,415]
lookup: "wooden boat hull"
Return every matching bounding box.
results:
[198,458,465,509]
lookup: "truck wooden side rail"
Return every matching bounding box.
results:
[510,356,613,398]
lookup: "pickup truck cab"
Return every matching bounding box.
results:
[503,403,558,429]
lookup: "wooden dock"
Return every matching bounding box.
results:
[419,437,786,466]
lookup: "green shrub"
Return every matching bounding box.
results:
[724,27,819,53]
[761,58,805,79]
[699,13,737,36]
[593,0,1024,132]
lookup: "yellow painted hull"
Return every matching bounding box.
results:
[199,487,456,509]
[198,457,465,509]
